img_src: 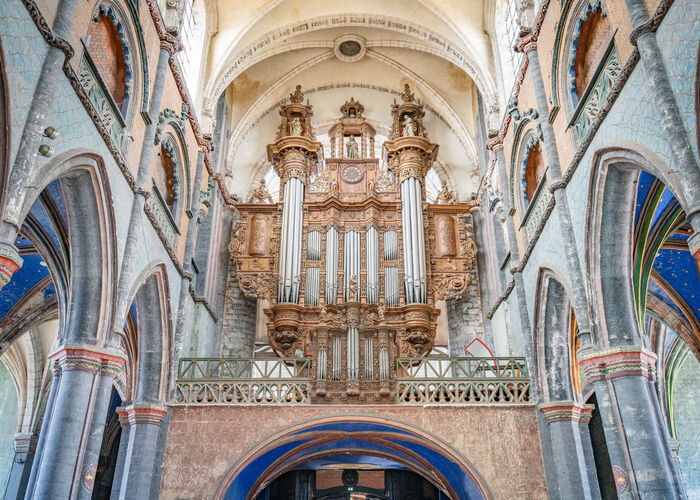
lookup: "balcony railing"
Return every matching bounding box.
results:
[174,356,530,405]
[175,357,312,404]
[395,356,530,404]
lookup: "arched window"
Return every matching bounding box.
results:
[154,138,181,216]
[85,5,133,116]
[521,135,546,205]
[568,1,613,106]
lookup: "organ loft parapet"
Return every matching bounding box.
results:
[228,85,480,403]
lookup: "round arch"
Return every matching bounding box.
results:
[215,415,493,500]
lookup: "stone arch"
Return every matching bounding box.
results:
[585,147,686,349]
[215,414,493,500]
[7,151,117,347]
[533,268,578,402]
[124,264,171,403]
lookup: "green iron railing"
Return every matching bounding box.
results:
[174,356,530,405]
[175,357,312,404]
[395,356,531,404]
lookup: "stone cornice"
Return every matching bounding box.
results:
[579,346,657,383]
[117,403,168,427]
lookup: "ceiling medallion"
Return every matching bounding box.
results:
[341,164,364,184]
[334,34,366,62]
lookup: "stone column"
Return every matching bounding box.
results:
[624,0,700,261]
[486,137,532,357]
[172,145,209,370]
[516,35,593,349]
[114,38,179,331]
[581,347,683,499]
[111,403,167,500]
[4,433,37,499]
[25,347,126,499]
[539,401,600,499]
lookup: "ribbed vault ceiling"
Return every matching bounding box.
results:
[201,0,498,200]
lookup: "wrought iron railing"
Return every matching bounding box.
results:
[395,357,531,404]
[173,356,530,405]
[175,358,312,404]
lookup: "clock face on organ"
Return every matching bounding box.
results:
[340,164,364,184]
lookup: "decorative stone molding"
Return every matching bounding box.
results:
[538,401,594,424]
[49,346,127,392]
[0,243,23,289]
[579,346,657,383]
[117,403,167,427]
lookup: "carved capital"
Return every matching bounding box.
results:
[539,401,594,424]
[516,34,537,54]
[117,403,167,427]
[579,346,657,383]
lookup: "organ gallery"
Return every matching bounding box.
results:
[229,85,479,402]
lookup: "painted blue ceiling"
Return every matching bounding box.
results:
[0,181,67,326]
[294,454,407,470]
[635,171,700,335]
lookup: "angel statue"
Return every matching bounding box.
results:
[402,115,416,137]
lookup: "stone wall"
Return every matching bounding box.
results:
[220,254,257,357]
[160,404,548,500]
[446,217,488,355]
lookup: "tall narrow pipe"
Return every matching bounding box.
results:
[278,182,291,301]
[400,182,414,303]
[415,180,427,302]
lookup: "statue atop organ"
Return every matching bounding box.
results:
[228,84,479,403]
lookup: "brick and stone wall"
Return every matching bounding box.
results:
[160,404,548,499]
[447,218,487,356]
[220,254,257,357]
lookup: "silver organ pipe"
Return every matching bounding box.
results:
[332,337,342,380]
[385,267,399,306]
[384,231,398,260]
[343,231,360,301]
[364,337,374,379]
[400,177,427,303]
[277,180,292,302]
[347,327,359,379]
[317,349,327,379]
[307,231,321,260]
[325,227,338,304]
[305,267,319,306]
[400,181,414,304]
[292,179,305,302]
[379,347,389,379]
[367,227,379,303]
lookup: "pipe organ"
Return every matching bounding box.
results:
[229,85,479,402]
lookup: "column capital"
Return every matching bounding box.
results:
[13,433,37,454]
[383,138,439,184]
[160,36,181,55]
[0,242,23,289]
[117,403,168,427]
[538,401,594,424]
[579,346,657,383]
[485,135,504,153]
[49,345,127,384]
[516,33,538,54]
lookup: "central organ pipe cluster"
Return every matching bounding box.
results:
[278,177,305,303]
[366,227,379,303]
[343,231,361,301]
[400,176,427,303]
